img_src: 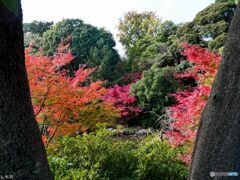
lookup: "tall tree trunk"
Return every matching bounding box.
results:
[0,1,52,179]
[189,5,240,180]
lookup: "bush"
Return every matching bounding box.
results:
[131,66,180,127]
[131,66,179,113]
[135,136,188,179]
[48,128,188,179]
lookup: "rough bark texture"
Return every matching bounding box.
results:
[189,5,240,180]
[0,1,53,179]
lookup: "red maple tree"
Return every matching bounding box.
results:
[166,44,221,163]
[103,84,141,124]
[26,43,119,146]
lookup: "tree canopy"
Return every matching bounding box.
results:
[43,19,121,84]
[24,21,53,36]
[215,0,235,3]
[176,2,236,50]
[118,11,161,52]
[117,12,182,72]
[23,21,53,52]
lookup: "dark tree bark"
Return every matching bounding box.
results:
[189,5,240,180]
[0,1,52,179]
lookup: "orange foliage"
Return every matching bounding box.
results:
[26,44,119,145]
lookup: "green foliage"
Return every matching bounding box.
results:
[135,136,188,179]
[49,127,137,179]
[24,33,44,53]
[133,2,235,73]
[117,11,163,72]
[43,19,121,84]
[131,66,180,114]
[118,17,181,72]
[134,20,178,68]
[208,33,226,50]
[24,21,53,36]
[157,20,179,43]
[136,40,184,72]
[118,11,161,53]
[23,21,53,54]
[139,21,183,71]
[176,2,236,50]
[48,128,188,179]
[215,0,235,3]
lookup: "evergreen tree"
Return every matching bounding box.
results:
[43,19,121,84]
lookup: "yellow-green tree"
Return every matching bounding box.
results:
[118,11,161,58]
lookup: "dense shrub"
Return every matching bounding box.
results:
[135,136,188,179]
[131,66,180,127]
[131,66,179,113]
[48,128,188,179]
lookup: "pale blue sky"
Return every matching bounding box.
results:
[22,0,215,53]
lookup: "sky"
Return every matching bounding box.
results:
[22,0,215,54]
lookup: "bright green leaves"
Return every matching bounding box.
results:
[1,0,19,16]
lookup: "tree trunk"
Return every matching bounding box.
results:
[0,1,52,179]
[189,5,240,180]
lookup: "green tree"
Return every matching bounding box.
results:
[176,2,236,50]
[215,0,235,3]
[43,19,120,83]
[157,20,179,43]
[24,33,44,53]
[131,66,179,126]
[117,11,161,72]
[23,21,53,53]
[118,11,161,52]
[23,20,53,36]
[136,21,182,71]
[118,12,182,72]
[136,1,236,74]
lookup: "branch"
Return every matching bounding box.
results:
[35,86,50,117]
[46,113,67,147]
